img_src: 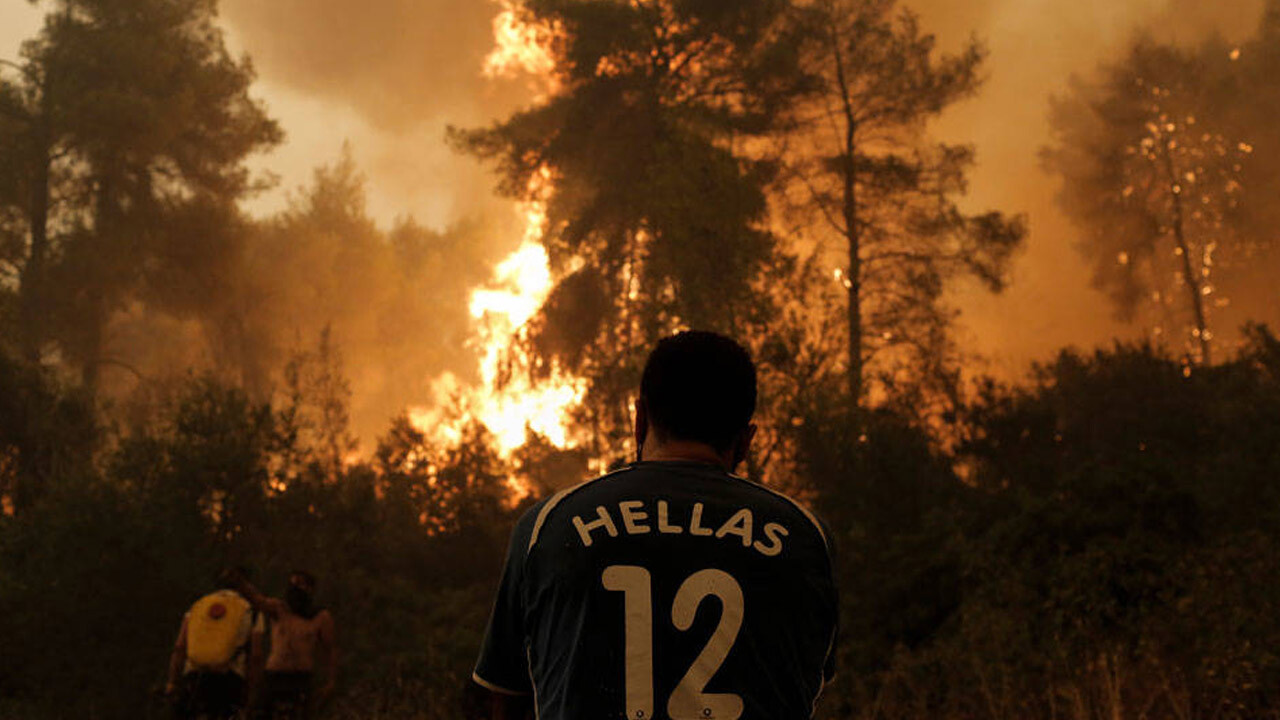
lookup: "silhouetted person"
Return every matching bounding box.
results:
[472,330,838,720]
[166,567,264,719]
[239,571,337,719]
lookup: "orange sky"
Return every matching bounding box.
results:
[914,0,1263,378]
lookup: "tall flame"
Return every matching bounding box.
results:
[409,3,579,493]
[464,169,584,454]
[411,235,582,456]
[485,1,554,78]
[410,179,582,472]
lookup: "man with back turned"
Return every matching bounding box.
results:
[472,330,838,720]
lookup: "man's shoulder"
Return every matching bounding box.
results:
[724,476,832,549]
[227,590,256,616]
[543,462,828,514]
[524,464,832,559]
[311,608,334,630]
[517,465,636,552]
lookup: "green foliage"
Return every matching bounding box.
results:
[3,3,512,441]
[793,396,968,718]
[205,153,504,434]
[811,330,1280,720]
[744,330,1280,719]
[0,350,96,511]
[6,240,1280,720]
[3,2,1280,719]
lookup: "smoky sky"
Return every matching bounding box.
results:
[4,0,1273,441]
[221,0,500,132]
[220,0,530,227]
[914,0,1266,377]
[216,0,1270,382]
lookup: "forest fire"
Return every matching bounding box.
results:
[408,178,583,461]
[10,1,1280,717]
[485,0,557,84]
[407,1,578,466]
[484,0,559,93]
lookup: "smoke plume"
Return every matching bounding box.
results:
[914,0,1267,377]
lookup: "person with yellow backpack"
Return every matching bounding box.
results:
[166,567,265,719]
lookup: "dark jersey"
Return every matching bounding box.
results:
[474,461,838,720]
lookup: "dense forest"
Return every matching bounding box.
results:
[4,0,1280,718]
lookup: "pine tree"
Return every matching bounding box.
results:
[454,0,810,458]
[0,0,280,390]
[783,0,1025,413]
[1044,34,1264,365]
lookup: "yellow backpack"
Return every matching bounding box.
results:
[186,592,251,670]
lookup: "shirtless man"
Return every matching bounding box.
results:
[239,571,337,718]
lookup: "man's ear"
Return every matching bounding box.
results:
[634,396,649,461]
[731,423,758,470]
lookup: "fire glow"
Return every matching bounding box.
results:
[484,0,559,92]
[409,185,583,459]
[461,182,585,455]
[409,2,580,481]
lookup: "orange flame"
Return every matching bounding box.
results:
[466,192,585,456]
[408,4,581,499]
[409,172,582,494]
[484,0,560,96]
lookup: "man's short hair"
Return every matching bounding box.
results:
[639,331,757,454]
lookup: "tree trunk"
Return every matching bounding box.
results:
[80,290,105,395]
[843,146,863,407]
[1164,153,1211,364]
[17,123,51,363]
[829,21,863,411]
[82,164,123,397]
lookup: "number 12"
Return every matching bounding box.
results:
[602,565,745,720]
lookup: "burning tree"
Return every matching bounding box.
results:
[454,0,810,461]
[1044,38,1255,366]
[780,0,1025,413]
